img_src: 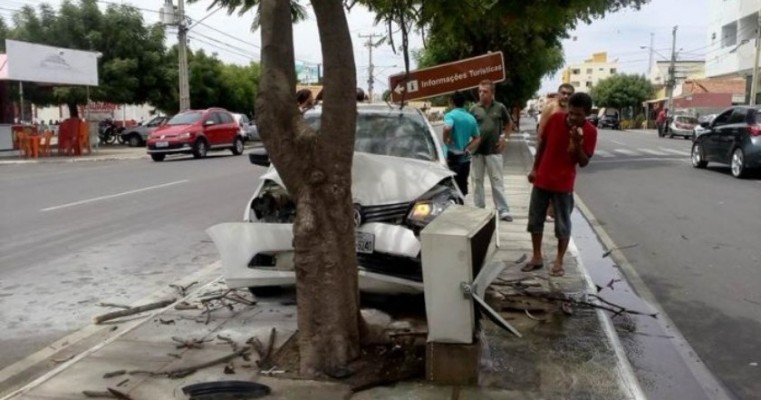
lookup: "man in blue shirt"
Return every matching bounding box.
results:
[443,91,481,195]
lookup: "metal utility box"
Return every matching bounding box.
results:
[420,205,497,344]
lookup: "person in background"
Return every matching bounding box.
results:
[537,83,575,222]
[296,89,314,113]
[523,92,598,277]
[470,79,513,222]
[656,107,668,137]
[443,91,481,196]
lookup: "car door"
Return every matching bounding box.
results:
[218,111,238,145]
[715,108,747,164]
[705,109,733,161]
[202,111,223,146]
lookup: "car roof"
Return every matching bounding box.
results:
[304,103,423,117]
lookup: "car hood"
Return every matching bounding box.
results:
[151,124,194,137]
[260,152,455,205]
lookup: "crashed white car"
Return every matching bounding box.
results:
[207,104,463,294]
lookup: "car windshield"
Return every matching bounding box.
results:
[167,111,202,126]
[304,112,438,161]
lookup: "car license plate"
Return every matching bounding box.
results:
[156,141,169,148]
[355,232,375,254]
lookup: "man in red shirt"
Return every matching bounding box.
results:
[656,107,668,137]
[522,92,598,277]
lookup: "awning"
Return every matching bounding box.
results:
[643,97,668,104]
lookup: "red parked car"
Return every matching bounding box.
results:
[146,108,244,162]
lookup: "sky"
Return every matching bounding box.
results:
[0,0,711,99]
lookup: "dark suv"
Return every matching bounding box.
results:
[691,106,761,178]
[598,113,620,130]
[146,108,244,162]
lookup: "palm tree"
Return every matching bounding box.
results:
[191,0,308,30]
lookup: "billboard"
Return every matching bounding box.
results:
[4,39,99,86]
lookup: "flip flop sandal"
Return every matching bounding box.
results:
[549,267,565,277]
[521,262,544,272]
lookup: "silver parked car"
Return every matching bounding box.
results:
[207,104,464,295]
[121,115,170,147]
[231,113,259,142]
[668,115,698,140]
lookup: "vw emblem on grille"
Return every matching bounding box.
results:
[160,135,166,139]
[353,204,362,228]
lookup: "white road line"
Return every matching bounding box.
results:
[595,150,615,158]
[613,148,639,156]
[638,148,669,156]
[658,147,690,156]
[610,140,626,145]
[41,180,189,212]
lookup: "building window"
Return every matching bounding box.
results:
[586,81,593,88]
[721,22,737,48]
[586,68,593,74]
[611,68,617,74]
[572,69,580,75]
[571,81,581,87]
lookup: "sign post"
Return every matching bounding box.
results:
[388,52,505,103]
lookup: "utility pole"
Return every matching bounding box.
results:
[177,0,191,111]
[647,32,654,75]
[667,26,678,111]
[358,33,384,103]
[751,12,761,105]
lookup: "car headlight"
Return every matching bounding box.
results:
[178,132,193,139]
[407,192,456,228]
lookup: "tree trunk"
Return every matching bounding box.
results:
[67,102,80,119]
[256,0,360,377]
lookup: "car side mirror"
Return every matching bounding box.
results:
[204,120,215,126]
[248,147,270,167]
[700,122,710,128]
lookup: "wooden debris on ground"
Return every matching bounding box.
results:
[92,299,176,324]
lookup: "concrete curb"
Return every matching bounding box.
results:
[0,154,148,165]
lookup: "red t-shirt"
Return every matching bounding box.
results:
[535,112,597,192]
[656,111,667,124]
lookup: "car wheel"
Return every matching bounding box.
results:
[691,143,707,169]
[150,153,166,162]
[193,139,208,159]
[231,137,244,155]
[128,134,142,147]
[684,135,691,140]
[731,148,746,178]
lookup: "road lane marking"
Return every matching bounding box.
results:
[41,180,189,212]
[658,147,690,156]
[595,150,615,158]
[638,148,669,156]
[610,140,626,145]
[613,148,638,156]
[592,157,688,164]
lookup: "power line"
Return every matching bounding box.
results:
[187,34,254,62]
[189,31,259,60]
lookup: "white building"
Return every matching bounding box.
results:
[648,60,706,86]
[561,52,619,93]
[705,0,761,99]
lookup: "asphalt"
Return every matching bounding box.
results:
[526,125,761,399]
[0,149,266,369]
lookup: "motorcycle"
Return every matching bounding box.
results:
[98,119,123,145]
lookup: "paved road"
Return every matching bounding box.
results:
[0,152,265,368]
[525,125,761,399]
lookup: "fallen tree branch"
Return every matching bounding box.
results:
[93,299,176,324]
[169,281,199,296]
[96,303,132,310]
[129,347,251,379]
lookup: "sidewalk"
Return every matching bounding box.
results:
[623,128,657,135]
[0,137,644,400]
[0,146,148,165]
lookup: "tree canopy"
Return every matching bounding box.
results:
[591,73,654,109]
[0,0,260,116]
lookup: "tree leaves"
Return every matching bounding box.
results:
[591,74,654,109]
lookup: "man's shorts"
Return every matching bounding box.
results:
[527,186,574,240]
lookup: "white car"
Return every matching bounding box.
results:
[207,104,463,295]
